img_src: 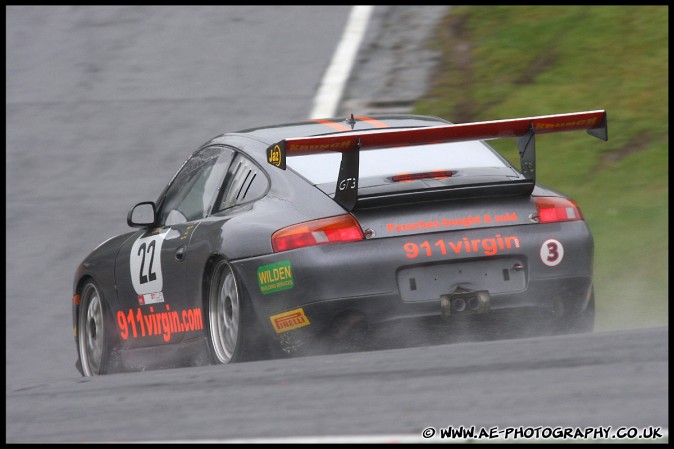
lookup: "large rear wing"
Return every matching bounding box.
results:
[265,110,608,211]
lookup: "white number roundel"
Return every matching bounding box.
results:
[130,231,168,295]
[540,238,564,267]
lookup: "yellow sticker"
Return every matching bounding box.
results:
[268,144,282,167]
[269,308,310,334]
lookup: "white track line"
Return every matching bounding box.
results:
[309,5,374,119]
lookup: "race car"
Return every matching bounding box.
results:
[72,110,608,376]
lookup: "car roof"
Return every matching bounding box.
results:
[230,114,451,147]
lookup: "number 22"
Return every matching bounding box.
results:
[137,240,157,284]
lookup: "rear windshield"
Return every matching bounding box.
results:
[286,140,510,185]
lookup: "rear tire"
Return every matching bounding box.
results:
[78,280,113,376]
[554,289,595,335]
[207,260,248,363]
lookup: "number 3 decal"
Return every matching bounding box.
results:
[540,238,564,267]
[130,231,168,295]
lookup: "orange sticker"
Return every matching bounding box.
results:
[386,212,518,233]
[116,305,203,342]
[403,234,521,259]
[270,308,310,334]
[534,117,597,130]
[286,140,352,153]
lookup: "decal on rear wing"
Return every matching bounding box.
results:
[266,110,608,211]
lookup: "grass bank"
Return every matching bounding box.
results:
[415,5,668,330]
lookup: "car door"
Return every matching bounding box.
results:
[114,145,235,349]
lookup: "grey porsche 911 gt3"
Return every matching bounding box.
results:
[72,110,607,376]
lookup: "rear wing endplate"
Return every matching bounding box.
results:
[265,110,608,211]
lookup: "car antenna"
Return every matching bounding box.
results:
[346,113,357,129]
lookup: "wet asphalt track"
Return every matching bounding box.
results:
[5,6,668,443]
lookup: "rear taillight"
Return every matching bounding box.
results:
[272,214,364,252]
[533,196,584,223]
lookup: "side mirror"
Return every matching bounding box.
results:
[127,202,157,228]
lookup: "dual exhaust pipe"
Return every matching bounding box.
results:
[440,290,490,317]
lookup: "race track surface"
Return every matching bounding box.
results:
[6,327,668,442]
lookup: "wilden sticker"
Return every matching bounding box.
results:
[270,308,310,334]
[257,260,294,295]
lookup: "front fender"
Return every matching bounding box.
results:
[72,231,138,333]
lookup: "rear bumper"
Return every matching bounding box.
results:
[253,276,592,338]
[233,221,594,339]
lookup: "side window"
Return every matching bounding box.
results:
[158,146,235,226]
[216,153,269,212]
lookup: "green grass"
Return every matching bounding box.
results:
[415,6,668,331]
